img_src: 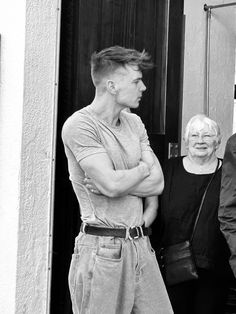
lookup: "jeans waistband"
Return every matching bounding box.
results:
[80,223,152,240]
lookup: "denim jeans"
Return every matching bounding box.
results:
[68,232,173,314]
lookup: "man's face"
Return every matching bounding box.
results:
[112,65,146,109]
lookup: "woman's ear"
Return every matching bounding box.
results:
[214,135,221,150]
[106,80,117,94]
[214,141,220,151]
[183,137,188,149]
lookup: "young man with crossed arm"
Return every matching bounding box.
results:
[62,46,172,314]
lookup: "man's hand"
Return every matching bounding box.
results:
[84,176,101,194]
[128,152,164,197]
[137,160,151,177]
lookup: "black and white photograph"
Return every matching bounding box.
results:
[0,1,236,313]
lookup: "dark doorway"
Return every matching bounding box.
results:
[50,0,184,313]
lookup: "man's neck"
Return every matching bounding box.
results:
[89,94,123,127]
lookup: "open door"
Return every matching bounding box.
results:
[51,0,184,313]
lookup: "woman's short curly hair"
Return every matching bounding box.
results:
[184,114,221,145]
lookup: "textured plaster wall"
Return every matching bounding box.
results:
[15,0,61,313]
[0,1,26,313]
[182,0,236,157]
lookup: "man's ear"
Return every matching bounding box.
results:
[106,80,117,94]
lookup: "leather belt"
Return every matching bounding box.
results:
[80,223,152,240]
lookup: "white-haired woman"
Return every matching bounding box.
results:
[158,114,233,314]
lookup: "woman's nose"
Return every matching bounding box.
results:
[197,135,204,142]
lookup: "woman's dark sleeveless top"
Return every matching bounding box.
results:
[159,156,232,278]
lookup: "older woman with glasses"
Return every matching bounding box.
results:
[157,114,233,314]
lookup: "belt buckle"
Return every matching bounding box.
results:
[133,226,140,239]
[129,226,143,240]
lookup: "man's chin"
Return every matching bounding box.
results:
[132,101,140,109]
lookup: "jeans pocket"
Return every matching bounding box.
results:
[96,241,123,262]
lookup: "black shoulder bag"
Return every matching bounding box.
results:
[161,159,219,286]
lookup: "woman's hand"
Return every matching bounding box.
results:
[84,176,102,194]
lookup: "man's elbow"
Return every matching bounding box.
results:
[152,179,164,195]
[144,178,164,196]
[156,179,164,195]
[152,169,164,195]
[150,166,164,194]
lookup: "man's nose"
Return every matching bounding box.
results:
[140,81,146,91]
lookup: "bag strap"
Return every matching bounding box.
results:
[190,158,220,242]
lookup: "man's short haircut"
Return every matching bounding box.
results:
[184,114,221,145]
[90,45,153,86]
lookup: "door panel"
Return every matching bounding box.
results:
[66,0,169,136]
[51,0,183,313]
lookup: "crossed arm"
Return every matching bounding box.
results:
[80,150,164,198]
[128,151,164,197]
[80,149,163,227]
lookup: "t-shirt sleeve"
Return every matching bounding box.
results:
[135,115,153,153]
[62,114,107,162]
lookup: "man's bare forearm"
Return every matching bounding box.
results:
[82,152,163,198]
[90,161,151,197]
[143,196,158,227]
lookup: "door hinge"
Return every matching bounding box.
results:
[168,142,179,159]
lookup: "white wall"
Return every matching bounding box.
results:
[0,1,26,313]
[182,0,236,157]
[15,1,61,313]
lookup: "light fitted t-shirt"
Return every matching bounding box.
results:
[62,105,153,228]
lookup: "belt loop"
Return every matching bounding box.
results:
[125,227,130,241]
[126,226,136,241]
[81,222,87,233]
[139,226,144,238]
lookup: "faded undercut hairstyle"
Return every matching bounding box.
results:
[90,45,154,86]
[184,114,221,145]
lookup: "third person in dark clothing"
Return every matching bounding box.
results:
[157,114,233,314]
